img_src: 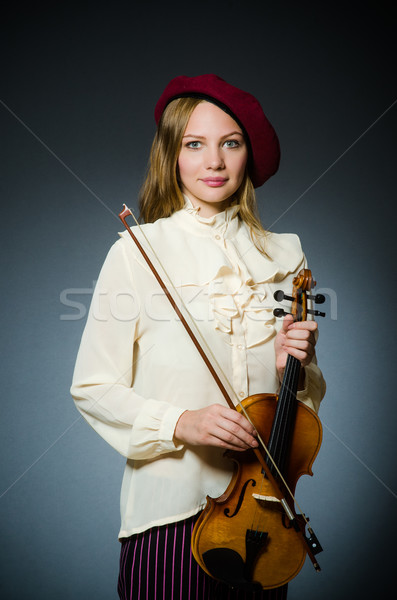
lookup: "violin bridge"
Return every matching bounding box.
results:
[252,493,280,503]
[252,494,283,513]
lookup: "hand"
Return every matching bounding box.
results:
[174,404,259,451]
[274,314,318,383]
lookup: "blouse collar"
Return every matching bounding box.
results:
[171,195,241,238]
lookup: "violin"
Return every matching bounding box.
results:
[118,206,325,592]
[191,269,326,591]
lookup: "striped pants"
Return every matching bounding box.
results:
[118,514,288,600]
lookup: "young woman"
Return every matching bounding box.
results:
[71,74,326,600]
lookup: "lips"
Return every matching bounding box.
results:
[201,177,228,187]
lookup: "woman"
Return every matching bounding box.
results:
[71,74,325,600]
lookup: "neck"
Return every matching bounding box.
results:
[266,354,301,477]
[185,195,233,218]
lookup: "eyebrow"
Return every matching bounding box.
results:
[182,131,244,139]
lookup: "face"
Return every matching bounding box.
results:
[177,102,248,217]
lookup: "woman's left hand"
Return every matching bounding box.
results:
[274,314,318,384]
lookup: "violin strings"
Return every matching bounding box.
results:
[271,288,305,475]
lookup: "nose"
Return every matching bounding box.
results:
[206,146,225,170]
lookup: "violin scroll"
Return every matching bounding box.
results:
[273,269,326,320]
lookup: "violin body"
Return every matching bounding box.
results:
[191,393,323,590]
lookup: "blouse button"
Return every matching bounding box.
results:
[237,344,244,350]
[215,234,221,240]
[239,391,245,398]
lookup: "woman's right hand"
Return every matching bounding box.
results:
[174,404,259,451]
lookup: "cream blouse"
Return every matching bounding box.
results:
[71,201,325,538]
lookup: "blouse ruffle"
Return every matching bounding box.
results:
[120,199,305,351]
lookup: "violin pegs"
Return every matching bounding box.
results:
[274,290,294,302]
[306,293,326,304]
[307,309,326,317]
[273,308,291,318]
[273,290,284,302]
[277,291,326,305]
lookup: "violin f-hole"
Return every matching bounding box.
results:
[224,478,256,518]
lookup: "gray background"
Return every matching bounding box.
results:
[1,1,396,598]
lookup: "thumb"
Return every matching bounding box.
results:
[281,313,294,333]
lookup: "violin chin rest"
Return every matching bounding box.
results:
[202,548,262,592]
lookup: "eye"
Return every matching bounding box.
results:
[223,139,240,148]
[186,141,202,149]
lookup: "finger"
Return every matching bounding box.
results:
[215,412,258,449]
[285,330,316,345]
[284,335,315,349]
[288,320,318,332]
[214,406,256,433]
[283,343,315,365]
[281,313,294,333]
[224,409,257,435]
[221,419,259,448]
[211,423,258,450]
[205,406,259,449]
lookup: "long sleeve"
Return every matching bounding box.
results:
[71,239,186,459]
[297,360,326,414]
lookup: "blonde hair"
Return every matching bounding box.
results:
[139,97,267,248]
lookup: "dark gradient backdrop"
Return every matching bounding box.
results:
[1,2,396,599]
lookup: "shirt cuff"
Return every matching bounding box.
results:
[128,399,187,460]
[296,363,326,414]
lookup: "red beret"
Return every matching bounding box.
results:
[154,74,280,188]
